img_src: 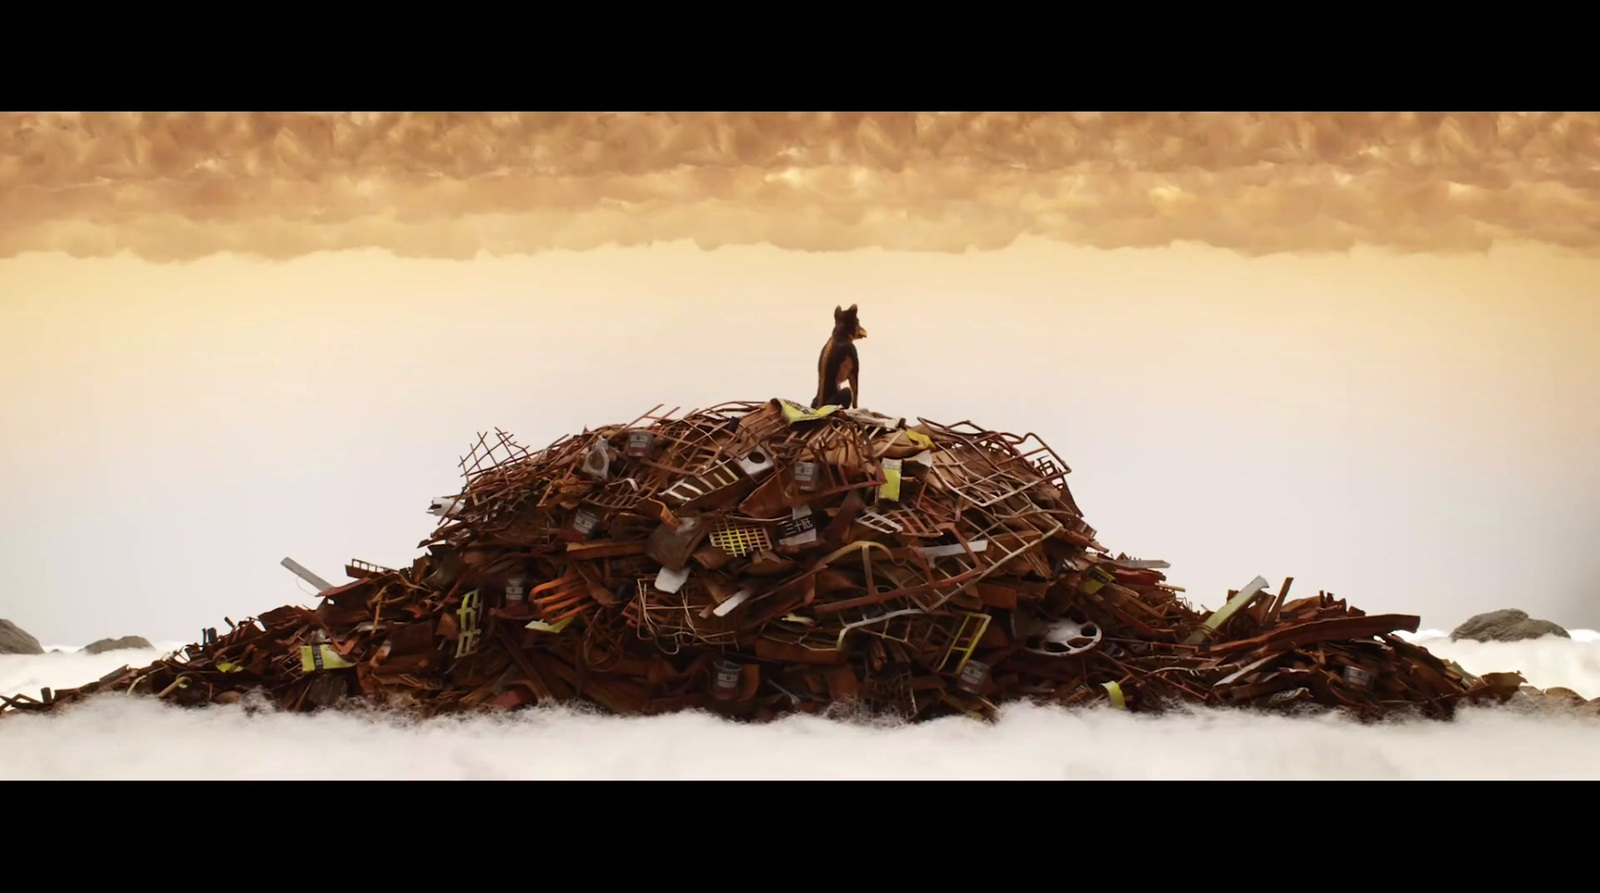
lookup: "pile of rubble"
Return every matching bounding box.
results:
[2,398,1533,723]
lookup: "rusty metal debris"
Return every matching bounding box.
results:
[1,398,1541,722]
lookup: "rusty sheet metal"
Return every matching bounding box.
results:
[3,397,1570,725]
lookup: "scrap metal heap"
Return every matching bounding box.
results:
[2,398,1528,722]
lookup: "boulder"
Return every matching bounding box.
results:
[1450,609,1570,643]
[82,636,154,655]
[0,619,44,655]
[1506,685,1597,716]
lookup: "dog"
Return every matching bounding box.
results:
[812,304,866,409]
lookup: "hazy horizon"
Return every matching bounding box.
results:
[4,237,1598,645]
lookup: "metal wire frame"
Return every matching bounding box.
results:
[625,576,742,651]
[913,417,1081,514]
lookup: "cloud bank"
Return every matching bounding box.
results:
[4,631,1599,780]
[3,111,1597,261]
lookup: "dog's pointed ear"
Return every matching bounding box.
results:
[834,305,843,318]
[847,303,858,313]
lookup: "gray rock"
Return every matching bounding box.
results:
[1450,609,1570,643]
[81,636,154,654]
[1503,687,1597,717]
[0,619,44,655]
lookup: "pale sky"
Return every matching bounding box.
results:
[3,237,1597,643]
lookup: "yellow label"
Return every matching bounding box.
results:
[300,644,355,673]
[1081,566,1114,594]
[878,458,902,502]
[1101,681,1127,710]
[525,615,576,634]
[776,399,840,423]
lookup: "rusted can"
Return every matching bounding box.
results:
[626,430,654,458]
[957,660,990,694]
[712,659,742,700]
[792,460,818,493]
[561,507,601,541]
[1343,665,1374,690]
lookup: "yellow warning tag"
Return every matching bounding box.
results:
[776,399,840,424]
[300,644,355,673]
[1080,566,1114,594]
[1101,681,1127,709]
[878,457,902,502]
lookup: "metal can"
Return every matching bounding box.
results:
[957,660,990,694]
[1343,665,1375,690]
[792,460,819,493]
[712,659,742,700]
[561,507,601,541]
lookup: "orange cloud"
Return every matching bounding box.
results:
[2,111,1596,261]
